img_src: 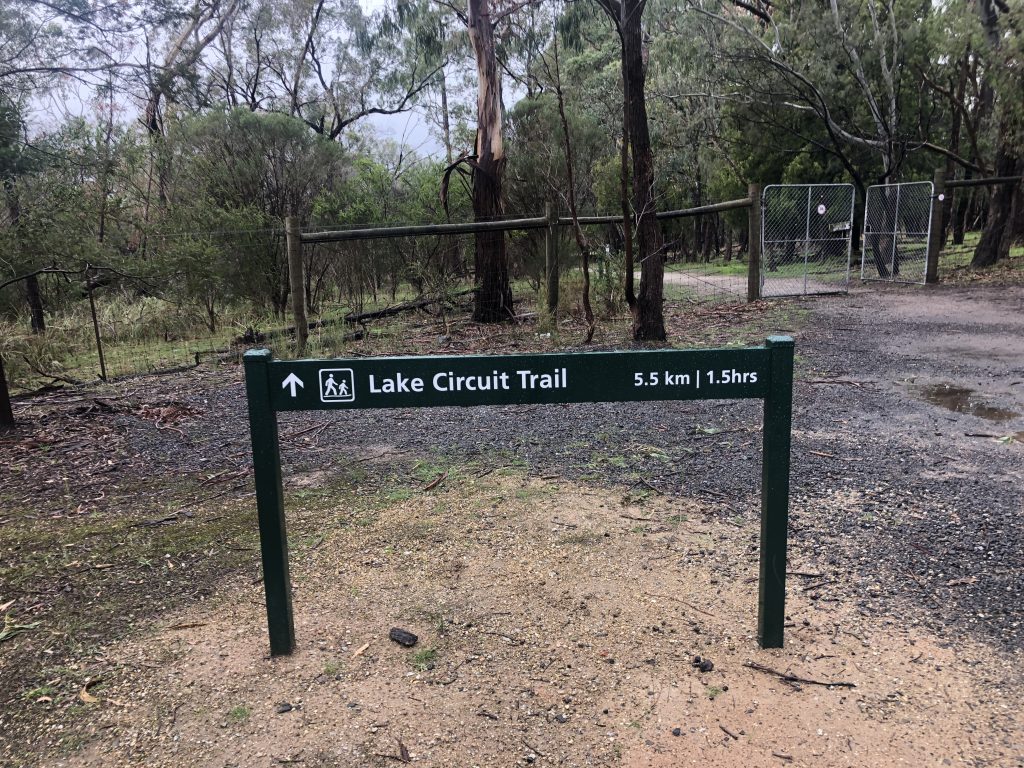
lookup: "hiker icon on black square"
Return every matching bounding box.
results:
[319,368,355,403]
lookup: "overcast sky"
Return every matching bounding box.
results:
[27,0,447,160]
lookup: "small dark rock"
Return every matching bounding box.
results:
[275,702,293,714]
[692,655,702,666]
[671,727,682,737]
[389,627,418,647]
[555,713,569,723]
[699,659,714,673]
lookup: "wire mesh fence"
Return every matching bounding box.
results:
[861,182,933,284]
[761,184,856,297]
[659,211,751,304]
[0,231,287,392]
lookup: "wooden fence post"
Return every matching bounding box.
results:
[545,202,559,317]
[285,217,308,355]
[925,168,945,284]
[747,183,762,302]
[0,355,14,429]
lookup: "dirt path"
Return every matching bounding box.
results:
[56,479,1024,768]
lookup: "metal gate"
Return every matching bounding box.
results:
[861,182,933,284]
[761,184,856,297]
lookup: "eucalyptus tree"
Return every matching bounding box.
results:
[0,0,141,99]
[0,96,45,331]
[680,0,997,277]
[683,0,941,191]
[594,0,666,341]
[435,0,547,322]
[465,0,513,321]
[199,0,444,141]
[969,0,1022,267]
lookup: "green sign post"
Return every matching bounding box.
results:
[244,337,794,656]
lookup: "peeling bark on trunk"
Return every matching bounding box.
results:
[468,0,513,323]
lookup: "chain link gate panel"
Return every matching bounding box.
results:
[761,184,856,297]
[861,182,933,284]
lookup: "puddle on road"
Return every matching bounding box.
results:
[915,383,1020,423]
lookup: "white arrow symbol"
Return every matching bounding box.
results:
[281,373,304,397]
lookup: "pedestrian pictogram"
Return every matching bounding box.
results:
[319,368,355,402]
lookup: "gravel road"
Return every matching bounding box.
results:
[14,282,1023,654]
[170,282,1022,655]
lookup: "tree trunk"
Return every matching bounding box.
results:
[1011,173,1024,243]
[619,0,664,340]
[468,0,513,323]
[971,0,1020,267]
[439,67,454,166]
[953,178,971,245]
[619,77,636,311]
[0,353,13,429]
[972,148,1019,267]
[437,71,464,280]
[940,55,969,248]
[25,274,45,334]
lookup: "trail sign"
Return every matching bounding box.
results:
[244,338,794,656]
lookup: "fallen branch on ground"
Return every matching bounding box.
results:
[743,661,856,688]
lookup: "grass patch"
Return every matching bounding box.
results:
[227,704,251,723]
[387,487,415,502]
[411,458,462,485]
[410,647,438,671]
[23,684,57,701]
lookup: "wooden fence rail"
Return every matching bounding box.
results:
[299,197,755,244]
[287,196,762,348]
